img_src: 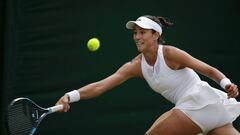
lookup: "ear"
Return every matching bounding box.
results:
[153,32,160,41]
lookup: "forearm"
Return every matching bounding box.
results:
[206,67,226,84]
[77,82,104,100]
[64,81,105,103]
[65,61,137,102]
[56,82,106,112]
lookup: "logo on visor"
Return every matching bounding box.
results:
[136,19,141,21]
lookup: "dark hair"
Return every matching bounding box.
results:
[144,15,173,44]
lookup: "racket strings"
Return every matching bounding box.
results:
[7,102,35,135]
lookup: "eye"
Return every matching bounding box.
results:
[140,31,145,34]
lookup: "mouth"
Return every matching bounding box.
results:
[136,42,144,47]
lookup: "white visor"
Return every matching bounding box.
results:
[126,16,162,35]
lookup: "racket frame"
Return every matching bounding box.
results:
[5,97,63,135]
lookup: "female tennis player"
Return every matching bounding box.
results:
[56,15,240,135]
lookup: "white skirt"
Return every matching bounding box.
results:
[175,81,240,134]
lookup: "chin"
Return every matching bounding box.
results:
[137,48,143,52]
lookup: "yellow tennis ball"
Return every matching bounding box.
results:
[87,38,100,51]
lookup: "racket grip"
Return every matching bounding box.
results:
[49,104,64,113]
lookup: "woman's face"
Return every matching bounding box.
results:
[133,25,159,52]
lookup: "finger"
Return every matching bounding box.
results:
[55,98,63,106]
[231,85,238,95]
[226,85,234,92]
[56,96,69,112]
[228,90,235,97]
[228,89,238,98]
[225,84,231,90]
[227,90,234,98]
[64,104,70,112]
[235,91,239,97]
[63,96,69,103]
[233,87,239,96]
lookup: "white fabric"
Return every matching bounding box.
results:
[141,45,240,134]
[66,90,80,103]
[220,78,231,89]
[126,16,162,35]
[141,45,201,104]
[177,81,240,134]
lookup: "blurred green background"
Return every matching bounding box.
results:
[1,0,239,134]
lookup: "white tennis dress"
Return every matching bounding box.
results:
[141,45,240,134]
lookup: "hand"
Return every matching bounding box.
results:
[56,94,70,112]
[226,83,239,98]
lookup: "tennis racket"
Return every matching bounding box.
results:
[5,97,63,135]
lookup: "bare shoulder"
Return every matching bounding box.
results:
[163,45,191,59]
[163,45,184,56]
[120,54,143,78]
[162,45,190,70]
[131,54,142,64]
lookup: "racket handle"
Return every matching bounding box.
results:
[49,104,64,113]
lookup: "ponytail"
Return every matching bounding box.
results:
[144,15,173,44]
[157,16,174,28]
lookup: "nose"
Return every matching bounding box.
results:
[134,33,141,40]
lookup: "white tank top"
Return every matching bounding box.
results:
[141,45,201,104]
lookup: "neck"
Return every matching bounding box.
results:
[143,45,159,66]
